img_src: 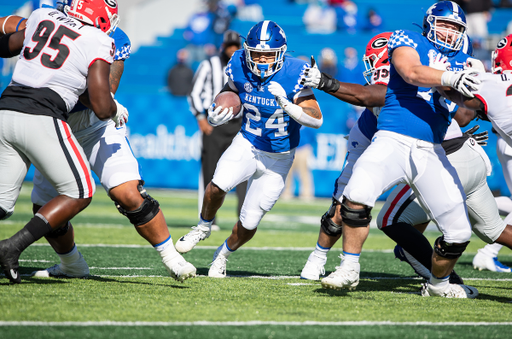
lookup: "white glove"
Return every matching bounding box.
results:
[302,58,322,89]
[112,99,129,128]
[465,57,486,72]
[429,52,450,71]
[301,56,340,92]
[441,69,481,98]
[268,81,289,108]
[207,103,233,127]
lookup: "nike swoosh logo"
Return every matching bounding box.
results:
[178,237,186,241]
[467,288,474,295]
[10,269,18,279]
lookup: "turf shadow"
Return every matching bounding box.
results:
[86,275,193,289]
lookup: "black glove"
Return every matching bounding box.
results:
[464,125,488,146]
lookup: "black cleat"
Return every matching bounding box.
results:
[449,270,464,285]
[0,239,21,284]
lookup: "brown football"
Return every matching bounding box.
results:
[213,91,242,115]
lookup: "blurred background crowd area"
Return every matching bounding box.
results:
[1,0,512,198]
[1,0,510,94]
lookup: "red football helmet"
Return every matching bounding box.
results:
[492,34,512,74]
[66,0,119,35]
[362,32,392,84]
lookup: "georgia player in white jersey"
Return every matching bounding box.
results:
[0,0,125,283]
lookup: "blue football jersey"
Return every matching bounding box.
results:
[111,28,131,61]
[377,30,469,143]
[71,28,131,113]
[357,108,378,140]
[226,50,309,153]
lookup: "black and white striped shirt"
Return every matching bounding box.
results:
[188,54,229,119]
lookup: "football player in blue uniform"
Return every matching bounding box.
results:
[319,1,481,298]
[175,20,323,278]
[20,0,196,282]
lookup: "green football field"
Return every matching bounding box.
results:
[1,183,511,339]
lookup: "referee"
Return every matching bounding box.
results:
[188,30,247,224]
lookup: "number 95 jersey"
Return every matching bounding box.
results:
[11,7,114,116]
[226,49,313,153]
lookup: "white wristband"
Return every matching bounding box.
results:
[2,15,12,35]
[441,71,453,87]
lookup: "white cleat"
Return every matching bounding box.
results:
[164,254,197,282]
[300,253,326,281]
[32,252,89,278]
[321,257,360,290]
[472,250,511,273]
[175,225,211,254]
[421,282,478,298]
[208,249,227,278]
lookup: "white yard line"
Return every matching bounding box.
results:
[24,273,512,282]
[29,243,512,256]
[1,320,512,326]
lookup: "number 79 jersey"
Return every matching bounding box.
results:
[226,50,312,153]
[11,8,114,113]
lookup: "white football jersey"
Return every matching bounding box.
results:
[473,72,512,147]
[10,8,114,112]
[370,64,390,117]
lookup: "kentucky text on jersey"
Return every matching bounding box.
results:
[243,93,278,107]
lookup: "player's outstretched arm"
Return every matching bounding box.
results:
[268,81,322,129]
[393,46,480,97]
[301,56,386,108]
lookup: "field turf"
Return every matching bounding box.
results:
[1,183,511,338]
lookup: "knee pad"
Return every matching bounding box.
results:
[46,222,70,238]
[433,236,470,259]
[340,198,372,227]
[115,180,160,226]
[320,199,343,236]
[0,207,12,220]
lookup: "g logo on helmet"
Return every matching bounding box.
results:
[104,0,117,8]
[371,37,388,49]
[497,37,508,50]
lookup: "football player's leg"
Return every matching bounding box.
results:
[377,183,432,279]
[209,149,293,278]
[323,131,405,290]
[412,146,476,298]
[302,124,370,280]
[0,115,30,221]
[88,124,195,281]
[179,134,257,254]
[1,114,94,283]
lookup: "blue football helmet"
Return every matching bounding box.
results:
[243,20,287,80]
[56,0,71,12]
[422,1,467,55]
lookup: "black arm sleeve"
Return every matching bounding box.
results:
[0,33,15,58]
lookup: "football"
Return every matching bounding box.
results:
[213,91,242,115]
